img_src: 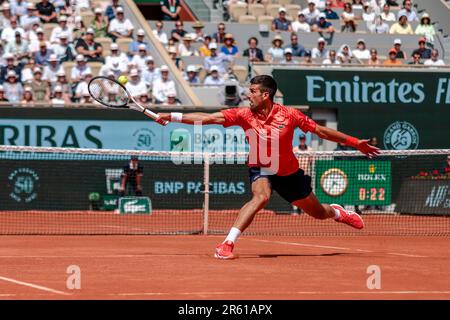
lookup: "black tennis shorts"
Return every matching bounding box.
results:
[248,167,312,203]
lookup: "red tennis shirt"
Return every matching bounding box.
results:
[221,103,317,176]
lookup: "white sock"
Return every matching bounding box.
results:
[224,227,241,244]
[333,208,341,220]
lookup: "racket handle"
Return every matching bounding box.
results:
[143,108,169,126]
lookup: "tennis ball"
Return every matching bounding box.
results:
[118,75,128,85]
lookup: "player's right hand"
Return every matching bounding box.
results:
[158,113,171,122]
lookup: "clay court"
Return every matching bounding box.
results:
[0,211,449,300]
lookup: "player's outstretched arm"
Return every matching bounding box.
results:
[158,112,225,125]
[314,125,380,158]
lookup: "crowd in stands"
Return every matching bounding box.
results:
[0,0,180,105]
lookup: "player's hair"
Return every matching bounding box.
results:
[250,75,277,101]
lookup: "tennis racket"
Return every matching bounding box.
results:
[88,76,168,126]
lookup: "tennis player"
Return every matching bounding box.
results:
[159,75,380,259]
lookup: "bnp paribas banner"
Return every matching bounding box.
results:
[315,160,392,205]
[273,68,450,149]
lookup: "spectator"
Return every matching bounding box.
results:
[125,69,147,98]
[71,54,92,83]
[352,0,364,10]
[20,57,35,83]
[266,34,284,62]
[3,70,24,103]
[323,1,339,19]
[397,0,418,22]
[191,21,205,42]
[221,33,238,57]
[171,20,187,42]
[138,92,150,105]
[105,43,128,73]
[368,48,381,65]
[415,13,436,45]
[11,0,29,18]
[362,3,376,24]
[311,37,329,58]
[312,12,335,35]
[386,1,400,7]
[340,2,358,32]
[152,65,176,104]
[280,48,298,65]
[131,44,149,72]
[442,155,450,176]
[302,1,321,26]
[34,41,53,66]
[286,33,306,57]
[90,8,109,39]
[74,0,90,12]
[243,37,264,62]
[29,26,50,53]
[0,85,7,101]
[392,39,407,59]
[323,49,340,65]
[53,70,72,98]
[300,51,312,63]
[353,39,370,60]
[80,89,93,103]
[369,15,389,34]
[337,44,353,63]
[105,0,121,22]
[36,0,57,24]
[30,67,48,102]
[0,3,12,29]
[1,16,25,43]
[72,16,87,41]
[198,35,212,57]
[408,51,423,65]
[389,14,414,34]
[142,56,161,88]
[368,0,386,14]
[152,21,168,45]
[74,71,93,100]
[184,65,200,84]
[204,42,232,74]
[411,37,432,59]
[129,29,149,56]
[21,86,35,106]
[160,0,181,21]
[211,22,226,44]
[168,46,184,71]
[329,0,345,8]
[50,15,72,44]
[380,3,396,22]
[178,33,199,57]
[272,7,293,32]
[293,134,313,178]
[383,48,403,65]
[42,54,62,83]
[165,91,180,106]
[5,31,29,64]
[74,28,103,63]
[203,66,224,85]
[51,32,76,63]
[0,53,23,84]
[292,12,311,33]
[424,49,445,67]
[20,3,41,31]
[108,7,133,39]
[51,85,68,106]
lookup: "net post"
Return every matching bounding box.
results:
[203,153,210,235]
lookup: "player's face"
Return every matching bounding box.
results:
[248,84,269,110]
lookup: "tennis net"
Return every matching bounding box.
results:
[0,146,449,236]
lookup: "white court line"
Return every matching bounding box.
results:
[0,276,70,296]
[246,238,429,257]
[0,294,16,297]
[110,290,450,297]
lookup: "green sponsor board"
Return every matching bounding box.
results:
[119,197,152,214]
[315,160,391,205]
[102,195,119,211]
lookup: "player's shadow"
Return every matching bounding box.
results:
[241,252,354,259]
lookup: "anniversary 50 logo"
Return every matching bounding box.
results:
[8,168,40,203]
[133,128,156,150]
[383,121,419,150]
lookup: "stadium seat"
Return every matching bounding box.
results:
[116,38,133,53]
[81,11,95,27]
[278,0,293,6]
[95,37,112,53]
[258,15,274,27]
[232,65,248,83]
[248,4,266,18]
[43,23,58,40]
[266,4,281,18]
[87,61,104,77]
[62,61,76,80]
[238,15,257,24]
[229,3,248,22]
[286,4,301,19]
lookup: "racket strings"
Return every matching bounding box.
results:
[89,78,129,107]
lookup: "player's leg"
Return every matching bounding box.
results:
[215,176,272,260]
[292,193,364,229]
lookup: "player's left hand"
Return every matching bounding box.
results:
[357,139,380,158]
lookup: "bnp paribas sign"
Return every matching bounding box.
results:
[273,68,450,107]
